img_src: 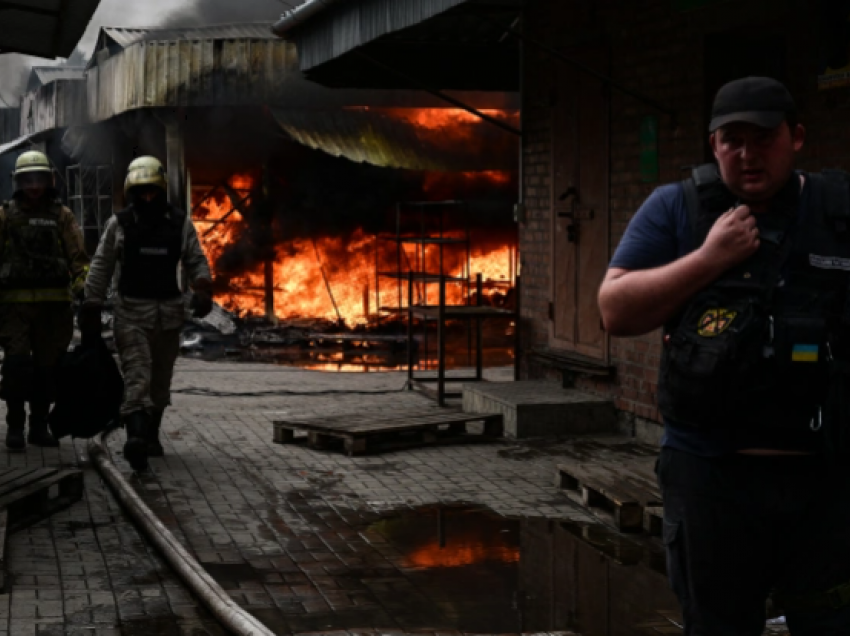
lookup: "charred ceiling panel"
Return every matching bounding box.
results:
[0,0,101,58]
[271,106,519,171]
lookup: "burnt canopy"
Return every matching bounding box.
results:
[0,0,102,58]
[273,0,522,92]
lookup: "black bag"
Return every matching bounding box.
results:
[48,334,124,440]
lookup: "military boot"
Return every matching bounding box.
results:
[124,410,150,471]
[27,403,59,448]
[147,409,165,458]
[4,400,25,451]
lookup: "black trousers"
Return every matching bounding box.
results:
[658,447,850,635]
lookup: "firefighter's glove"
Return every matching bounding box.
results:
[78,301,103,337]
[71,267,89,301]
[191,278,214,318]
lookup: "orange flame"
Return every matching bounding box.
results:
[194,173,517,324]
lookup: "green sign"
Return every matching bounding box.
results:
[639,115,659,183]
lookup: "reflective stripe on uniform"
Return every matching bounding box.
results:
[0,288,72,303]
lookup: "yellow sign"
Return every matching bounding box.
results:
[698,308,737,337]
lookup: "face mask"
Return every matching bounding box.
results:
[131,191,167,218]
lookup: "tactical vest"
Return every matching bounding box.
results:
[658,165,850,431]
[117,204,185,300]
[0,198,70,292]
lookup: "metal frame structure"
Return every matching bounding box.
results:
[378,200,472,316]
[66,164,113,253]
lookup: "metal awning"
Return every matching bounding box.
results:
[0,0,103,58]
[271,106,519,171]
[0,131,44,158]
[272,0,521,91]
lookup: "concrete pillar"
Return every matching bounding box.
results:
[164,117,187,209]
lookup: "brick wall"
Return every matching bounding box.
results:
[519,0,849,427]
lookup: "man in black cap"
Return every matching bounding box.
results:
[599,76,850,634]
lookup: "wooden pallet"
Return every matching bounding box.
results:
[0,467,84,592]
[273,408,504,456]
[555,458,662,534]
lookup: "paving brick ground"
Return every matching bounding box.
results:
[0,359,790,635]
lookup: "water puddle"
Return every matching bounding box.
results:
[232,504,682,634]
[357,504,680,635]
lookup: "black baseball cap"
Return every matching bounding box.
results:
[708,76,796,132]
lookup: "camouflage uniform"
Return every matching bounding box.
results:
[0,196,89,444]
[85,208,210,416]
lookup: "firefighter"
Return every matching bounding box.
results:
[0,150,89,450]
[80,156,212,471]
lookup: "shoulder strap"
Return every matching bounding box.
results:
[681,176,700,248]
[681,164,722,247]
[813,170,850,234]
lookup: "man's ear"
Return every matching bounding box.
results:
[792,124,806,152]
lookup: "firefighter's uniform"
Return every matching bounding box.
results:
[83,156,212,471]
[0,151,89,449]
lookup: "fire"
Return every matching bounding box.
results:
[194,174,517,325]
[345,107,520,131]
[405,542,520,568]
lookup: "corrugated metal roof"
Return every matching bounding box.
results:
[27,67,86,92]
[271,107,519,171]
[272,0,348,36]
[0,0,101,59]
[21,79,88,137]
[86,36,300,123]
[100,23,280,50]
[277,0,470,70]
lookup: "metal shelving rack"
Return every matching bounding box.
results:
[406,272,516,406]
[377,200,516,405]
[378,200,472,316]
[66,164,113,254]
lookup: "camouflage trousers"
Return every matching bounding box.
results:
[0,302,73,404]
[113,320,181,416]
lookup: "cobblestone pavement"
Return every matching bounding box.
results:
[0,359,789,635]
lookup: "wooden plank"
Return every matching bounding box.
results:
[0,469,43,490]
[275,411,500,435]
[0,469,58,499]
[309,412,497,431]
[272,424,294,445]
[555,462,662,533]
[273,410,502,456]
[276,408,453,427]
[644,506,663,537]
[3,470,84,533]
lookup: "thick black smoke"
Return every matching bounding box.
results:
[165,0,306,25]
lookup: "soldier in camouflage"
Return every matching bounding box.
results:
[0,150,90,450]
[81,156,212,471]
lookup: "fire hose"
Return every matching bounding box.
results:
[88,428,276,636]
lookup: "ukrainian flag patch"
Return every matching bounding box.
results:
[791,344,819,363]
